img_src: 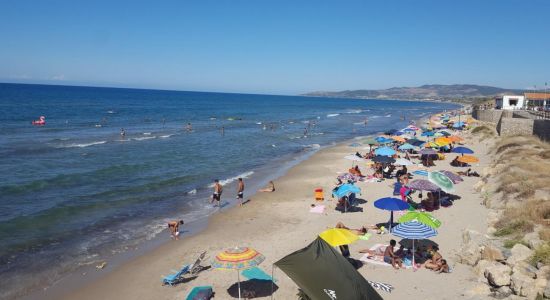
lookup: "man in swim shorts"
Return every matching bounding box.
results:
[236,178,244,206]
[384,239,403,270]
[211,179,223,207]
[167,220,184,240]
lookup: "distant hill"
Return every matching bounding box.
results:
[303,84,525,103]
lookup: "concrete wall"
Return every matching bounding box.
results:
[472,110,503,123]
[533,119,550,142]
[497,117,535,137]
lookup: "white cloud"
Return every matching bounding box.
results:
[51,74,66,81]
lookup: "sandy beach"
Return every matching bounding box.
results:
[41,111,495,300]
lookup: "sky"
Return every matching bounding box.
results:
[0,0,549,95]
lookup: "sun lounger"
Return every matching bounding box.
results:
[190,251,207,275]
[186,286,214,300]
[241,267,277,282]
[162,264,191,286]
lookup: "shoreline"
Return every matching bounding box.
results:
[25,109,465,300]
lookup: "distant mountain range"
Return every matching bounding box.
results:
[302,84,526,102]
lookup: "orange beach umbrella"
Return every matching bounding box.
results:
[457,155,479,163]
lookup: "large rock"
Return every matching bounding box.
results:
[465,283,491,298]
[463,229,484,245]
[508,244,534,265]
[536,265,550,280]
[524,231,544,250]
[545,280,550,298]
[511,271,535,296]
[482,245,505,261]
[485,263,512,287]
[457,242,482,266]
[512,261,537,279]
[474,260,493,276]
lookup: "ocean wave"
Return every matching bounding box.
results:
[159,134,174,138]
[346,109,362,114]
[187,189,197,195]
[385,114,392,117]
[107,110,116,114]
[60,141,107,148]
[143,132,152,135]
[208,171,254,187]
[370,115,382,119]
[326,113,340,117]
[304,144,321,149]
[132,136,156,141]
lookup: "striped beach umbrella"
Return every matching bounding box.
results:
[408,179,441,192]
[213,247,265,300]
[428,171,454,193]
[392,221,438,270]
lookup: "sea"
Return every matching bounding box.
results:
[0,83,459,298]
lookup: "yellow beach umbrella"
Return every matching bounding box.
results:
[448,136,463,142]
[435,137,452,146]
[457,155,479,163]
[319,228,358,247]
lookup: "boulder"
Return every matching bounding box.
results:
[473,180,486,192]
[536,266,550,280]
[512,261,538,279]
[524,231,544,250]
[463,229,484,245]
[485,263,512,287]
[508,244,534,265]
[465,283,491,298]
[511,270,535,296]
[494,286,513,298]
[457,242,482,266]
[482,245,505,261]
[474,260,492,276]
[545,281,550,298]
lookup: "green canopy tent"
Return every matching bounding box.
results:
[274,237,382,300]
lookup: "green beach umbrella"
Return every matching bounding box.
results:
[361,137,379,145]
[428,171,454,193]
[399,211,441,228]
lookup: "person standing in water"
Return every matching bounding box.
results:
[236,178,245,206]
[167,220,184,240]
[220,126,225,136]
[211,179,223,207]
[120,128,126,138]
[185,122,192,132]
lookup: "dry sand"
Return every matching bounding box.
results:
[58,115,490,300]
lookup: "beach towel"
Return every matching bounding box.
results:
[359,244,411,269]
[309,205,325,214]
[186,286,213,300]
[241,267,277,282]
[413,170,428,176]
[366,280,394,293]
[358,233,372,241]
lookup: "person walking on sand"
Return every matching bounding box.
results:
[167,220,184,240]
[211,179,223,207]
[236,178,245,206]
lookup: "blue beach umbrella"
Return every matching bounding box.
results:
[332,183,361,198]
[421,131,435,137]
[408,139,425,147]
[392,221,438,269]
[452,146,474,154]
[403,128,416,132]
[394,131,405,136]
[374,147,396,157]
[398,143,415,151]
[374,197,410,230]
[453,122,465,129]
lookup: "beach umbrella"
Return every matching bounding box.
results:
[453,121,465,128]
[374,197,410,230]
[439,170,463,184]
[391,136,406,143]
[448,136,464,142]
[333,183,361,198]
[384,129,398,135]
[408,179,441,192]
[408,139,425,147]
[438,130,451,136]
[424,142,441,148]
[362,137,379,145]
[374,147,396,156]
[213,247,265,300]
[319,228,358,247]
[398,143,416,151]
[394,158,413,166]
[344,154,365,166]
[412,170,429,177]
[421,131,435,137]
[452,146,474,154]
[378,138,394,144]
[399,211,441,229]
[375,136,388,142]
[457,155,479,163]
[434,137,452,146]
[399,238,438,250]
[372,156,395,164]
[394,131,405,136]
[392,221,438,270]
[428,171,454,193]
[419,148,437,155]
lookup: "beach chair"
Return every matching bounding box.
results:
[190,251,207,275]
[162,264,191,286]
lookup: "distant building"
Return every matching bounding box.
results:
[524,92,549,109]
[495,95,525,110]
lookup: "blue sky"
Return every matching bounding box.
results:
[1,0,549,94]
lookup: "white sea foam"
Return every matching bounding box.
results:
[187,189,197,195]
[62,141,107,148]
[256,122,262,125]
[271,144,277,147]
[346,109,362,114]
[143,132,152,135]
[304,144,321,149]
[326,113,340,117]
[370,115,382,119]
[208,171,254,187]
[385,114,392,117]
[107,110,115,114]
[133,136,156,141]
[159,134,174,138]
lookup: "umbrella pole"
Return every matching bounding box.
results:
[238,270,241,300]
[413,239,416,272]
[389,211,394,231]
[271,266,275,300]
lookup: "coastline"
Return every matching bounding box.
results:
[33,108,494,300]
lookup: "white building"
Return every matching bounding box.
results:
[495,95,525,110]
